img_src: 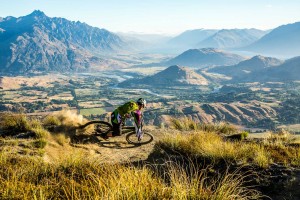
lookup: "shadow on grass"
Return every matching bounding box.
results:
[98,140,141,149]
[70,134,141,149]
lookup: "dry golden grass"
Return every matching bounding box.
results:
[52,133,70,146]
[157,131,300,168]
[170,117,237,134]
[2,113,299,199]
[0,151,261,200]
[165,161,260,200]
[0,75,66,90]
[0,113,50,139]
[43,114,62,126]
[0,113,31,134]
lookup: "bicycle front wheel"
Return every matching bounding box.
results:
[126,131,154,145]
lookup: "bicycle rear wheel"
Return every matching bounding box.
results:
[78,121,112,135]
[126,131,154,145]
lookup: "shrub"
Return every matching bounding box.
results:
[227,131,249,141]
[241,131,249,139]
[0,113,31,135]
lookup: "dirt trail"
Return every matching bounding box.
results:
[39,111,161,163]
[44,128,164,163]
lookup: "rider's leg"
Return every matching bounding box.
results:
[112,122,122,136]
[111,111,122,136]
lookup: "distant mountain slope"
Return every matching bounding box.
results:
[208,55,283,77]
[117,32,172,51]
[0,10,125,73]
[167,29,218,48]
[121,65,208,87]
[198,29,267,49]
[234,56,300,82]
[244,22,300,56]
[166,48,245,68]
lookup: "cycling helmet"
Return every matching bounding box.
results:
[137,98,146,107]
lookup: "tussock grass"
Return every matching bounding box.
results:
[170,117,199,131]
[43,115,61,126]
[0,113,31,134]
[31,127,50,139]
[31,138,47,149]
[157,131,300,168]
[0,151,261,200]
[52,133,70,146]
[0,113,49,140]
[0,111,90,150]
[170,117,237,134]
[165,161,260,199]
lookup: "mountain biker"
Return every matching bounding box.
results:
[100,98,146,139]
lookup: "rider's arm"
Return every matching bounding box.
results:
[131,110,142,129]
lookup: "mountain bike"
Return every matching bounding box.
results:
[77,121,154,145]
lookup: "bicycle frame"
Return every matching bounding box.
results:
[78,120,153,145]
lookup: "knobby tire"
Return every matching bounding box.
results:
[126,131,154,145]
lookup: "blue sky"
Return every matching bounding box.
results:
[0,0,300,34]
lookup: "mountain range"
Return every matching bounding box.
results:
[1,11,300,74]
[208,55,283,78]
[243,22,300,57]
[117,32,172,52]
[0,10,125,73]
[198,29,267,49]
[137,22,300,57]
[165,48,245,68]
[233,56,300,82]
[121,65,208,87]
[166,29,218,50]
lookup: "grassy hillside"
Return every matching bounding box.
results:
[1,112,300,199]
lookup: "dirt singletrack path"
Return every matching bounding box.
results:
[44,127,165,163]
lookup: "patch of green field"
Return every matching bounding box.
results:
[80,107,106,116]
[2,91,21,100]
[75,89,99,98]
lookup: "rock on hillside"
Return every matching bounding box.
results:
[0,10,125,73]
[121,65,209,87]
[208,55,283,78]
[166,48,245,68]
